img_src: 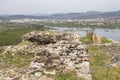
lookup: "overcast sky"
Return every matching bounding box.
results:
[0,0,120,15]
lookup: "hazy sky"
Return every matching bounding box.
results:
[0,0,120,15]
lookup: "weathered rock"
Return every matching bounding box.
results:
[44,69,56,75]
[75,61,92,80]
[22,31,56,45]
[34,56,47,63]
[111,53,120,67]
[30,61,44,69]
[35,49,50,57]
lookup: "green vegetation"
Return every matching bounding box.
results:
[101,37,112,43]
[44,21,120,29]
[80,36,112,44]
[46,73,83,80]
[80,36,93,44]
[0,25,7,32]
[89,46,120,80]
[0,52,34,68]
[0,23,45,31]
[18,41,33,46]
[55,73,83,80]
[0,23,48,46]
[0,29,32,46]
[45,22,84,28]
[0,48,2,53]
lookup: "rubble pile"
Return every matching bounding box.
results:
[0,31,92,80]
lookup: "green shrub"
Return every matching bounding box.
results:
[101,37,112,43]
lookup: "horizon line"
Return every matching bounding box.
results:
[0,10,120,16]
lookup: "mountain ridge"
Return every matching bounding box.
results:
[0,10,120,20]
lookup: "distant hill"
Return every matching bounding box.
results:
[0,10,120,20]
[49,11,120,19]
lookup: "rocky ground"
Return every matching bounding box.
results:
[0,31,92,80]
[0,31,120,80]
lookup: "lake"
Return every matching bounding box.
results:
[49,26,120,42]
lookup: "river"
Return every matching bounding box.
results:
[49,26,120,42]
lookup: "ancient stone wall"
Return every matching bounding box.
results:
[1,31,92,80]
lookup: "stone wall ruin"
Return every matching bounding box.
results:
[1,31,92,80]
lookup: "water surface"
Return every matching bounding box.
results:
[49,26,120,42]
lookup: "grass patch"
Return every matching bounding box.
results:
[0,48,3,53]
[101,37,112,43]
[0,23,49,46]
[18,41,33,46]
[56,73,81,80]
[88,46,120,80]
[89,46,108,66]
[0,25,7,32]
[80,36,112,44]
[0,52,34,68]
[0,29,47,46]
[0,29,33,46]
[46,73,83,80]
[80,36,93,44]
[88,46,99,52]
